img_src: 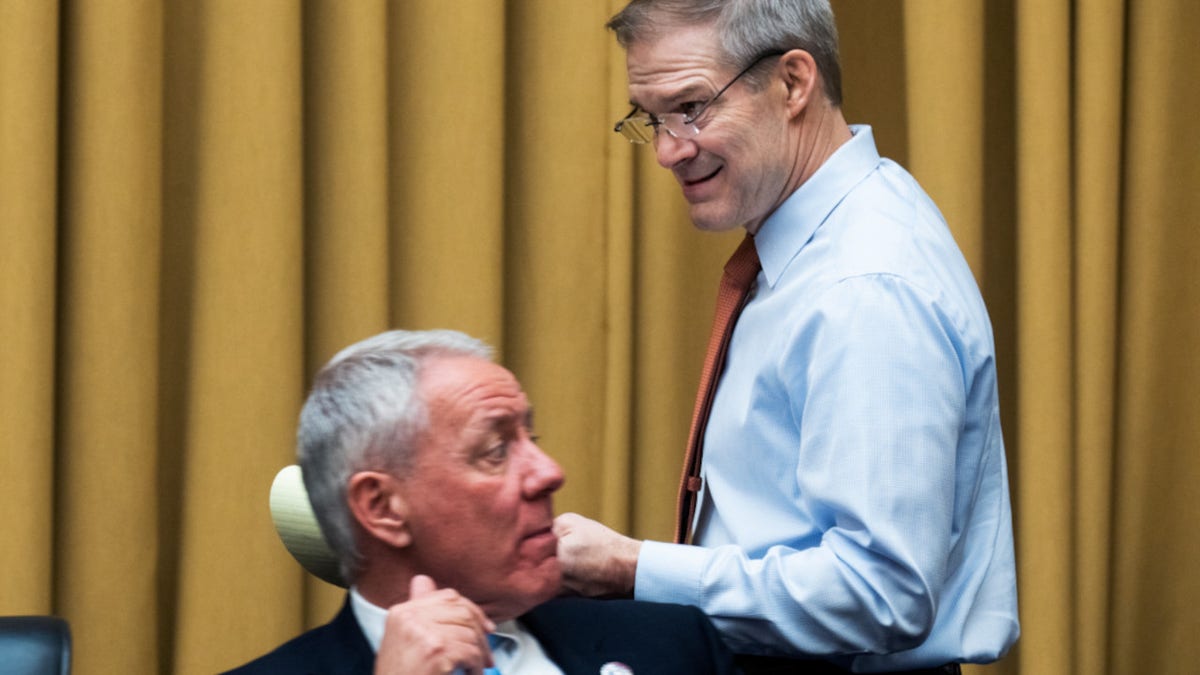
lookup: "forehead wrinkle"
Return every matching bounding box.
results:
[470,405,523,434]
[625,24,724,109]
[421,357,525,430]
[627,65,723,115]
[461,387,529,432]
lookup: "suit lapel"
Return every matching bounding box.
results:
[520,599,651,674]
[315,598,376,675]
[521,601,601,673]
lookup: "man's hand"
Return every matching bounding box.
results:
[553,512,641,598]
[374,575,496,675]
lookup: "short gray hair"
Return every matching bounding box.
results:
[297,329,493,583]
[607,0,843,106]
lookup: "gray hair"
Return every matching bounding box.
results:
[297,329,493,583]
[607,0,843,106]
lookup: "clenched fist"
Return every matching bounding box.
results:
[552,512,641,598]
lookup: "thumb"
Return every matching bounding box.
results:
[552,512,579,536]
[409,574,438,599]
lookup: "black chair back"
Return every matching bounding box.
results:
[0,616,71,675]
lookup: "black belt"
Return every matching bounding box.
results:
[735,654,961,675]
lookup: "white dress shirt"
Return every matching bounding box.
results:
[349,587,564,674]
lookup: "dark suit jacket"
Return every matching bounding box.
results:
[223,595,739,674]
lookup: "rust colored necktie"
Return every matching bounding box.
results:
[675,234,761,544]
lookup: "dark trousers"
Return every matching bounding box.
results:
[735,655,961,675]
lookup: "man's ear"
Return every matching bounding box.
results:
[347,471,413,549]
[779,48,821,118]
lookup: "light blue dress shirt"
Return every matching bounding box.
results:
[635,126,1019,672]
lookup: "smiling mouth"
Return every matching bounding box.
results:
[683,166,721,187]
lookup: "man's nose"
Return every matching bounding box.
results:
[654,130,698,168]
[522,441,565,498]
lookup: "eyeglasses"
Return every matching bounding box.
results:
[613,51,785,144]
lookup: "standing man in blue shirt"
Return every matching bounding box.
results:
[554,1,1020,673]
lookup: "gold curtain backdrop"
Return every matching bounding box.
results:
[1,1,1197,673]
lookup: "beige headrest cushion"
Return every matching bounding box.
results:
[269,465,347,588]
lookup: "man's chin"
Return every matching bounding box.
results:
[483,565,562,621]
[690,214,743,233]
[686,202,743,233]
[526,560,563,605]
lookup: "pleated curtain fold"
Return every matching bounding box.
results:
[1,1,1197,673]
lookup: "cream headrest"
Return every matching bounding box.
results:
[269,465,347,588]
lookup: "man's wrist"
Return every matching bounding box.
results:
[618,537,642,595]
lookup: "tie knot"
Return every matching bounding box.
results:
[723,234,761,290]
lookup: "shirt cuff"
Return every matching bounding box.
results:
[633,539,711,606]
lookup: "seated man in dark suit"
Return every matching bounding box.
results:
[224,329,738,675]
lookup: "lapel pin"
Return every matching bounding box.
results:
[600,662,633,675]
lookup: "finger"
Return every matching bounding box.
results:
[469,598,496,634]
[409,574,438,599]
[428,587,494,634]
[390,622,491,673]
[478,628,495,669]
[552,512,578,536]
[446,638,491,675]
[395,589,495,636]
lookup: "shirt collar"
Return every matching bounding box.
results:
[754,124,881,288]
[348,586,535,662]
[349,586,387,652]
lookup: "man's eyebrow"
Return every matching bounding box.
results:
[631,85,709,114]
[477,406,533,431]
[668,84,709,102]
